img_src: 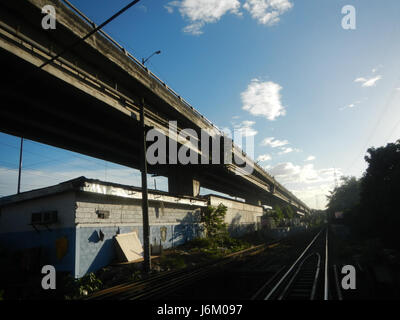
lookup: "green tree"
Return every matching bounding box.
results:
[284,205,295,220]
[200,204,228,238]
[304,210,326,227]
[271,205,285,225]
[326,176,361,220]
[358,140,400,245]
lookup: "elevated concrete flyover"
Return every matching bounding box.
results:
[0,0,310,214]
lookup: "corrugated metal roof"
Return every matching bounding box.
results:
[0,176,207,207]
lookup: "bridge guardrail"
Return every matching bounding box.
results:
[61,0,219,132]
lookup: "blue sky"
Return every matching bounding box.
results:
[1,0,400,209]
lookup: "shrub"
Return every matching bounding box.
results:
[64,272,103,299]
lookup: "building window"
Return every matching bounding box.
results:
[96,210,110,219]
[31,211,58,225]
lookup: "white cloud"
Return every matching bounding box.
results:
[165,0,241,35]
[243,0,293,25]
[267,162,343,209]
[354,77,366,83]
[182,22,205,35]
[166,0,293,34]
[278,147,293,155]
[261,137,289,148]
[304,155,316,162]
[396,88,400,91]
[0,162,168,197]
[339,100,362,111]
[240,120,255,127]
[165,1,179,13]
[241,79,286,120]
[269,162,341,185]
[257,154,271,162]
[138,5,148,12]
[234,120,258,137]
[354,75,382,87]
[291,184,332,210]
[371,65,383,74]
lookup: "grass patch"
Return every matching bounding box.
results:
[155,234,252,272]
[183,235,251,255]
[159,254,187,270]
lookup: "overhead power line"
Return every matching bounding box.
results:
[39,0,141,70]
[345,77,400,173]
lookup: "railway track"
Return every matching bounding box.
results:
[253,227,330,300]
[86,227,339,301]
[85,242,272,300]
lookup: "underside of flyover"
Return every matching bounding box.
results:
[0,0,308,212]
[0,46,273,203]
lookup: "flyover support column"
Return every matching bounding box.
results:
[245,196,262,206]
[168,167,200,197]
[261,195,281,209]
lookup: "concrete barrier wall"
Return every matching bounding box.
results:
[207,195,263,236]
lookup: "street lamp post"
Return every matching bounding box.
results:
[142,50,161,65]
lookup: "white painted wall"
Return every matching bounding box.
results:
[0,192,76,233]
[208,195,263,225]
[75,192,205,226]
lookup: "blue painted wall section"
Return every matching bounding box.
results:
[76,223,201,278]
[0,227,76,273]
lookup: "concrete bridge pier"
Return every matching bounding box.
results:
[261,196,282,210]
[168,167,200,197]
[245,196,262,206]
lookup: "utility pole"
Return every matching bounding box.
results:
[17,137,23,194]
[140,98,151,273]
[334,168,338,189]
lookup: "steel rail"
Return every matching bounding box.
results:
[277,253,321,300]
[324,227,329,300]
[264,228,324,300]
[333,264,343,300]
[125,243,276,301]
[250,266,286,300]
[86,243,271,300]
[310,253,322,300]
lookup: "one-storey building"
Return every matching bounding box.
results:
[0,177,263,278]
